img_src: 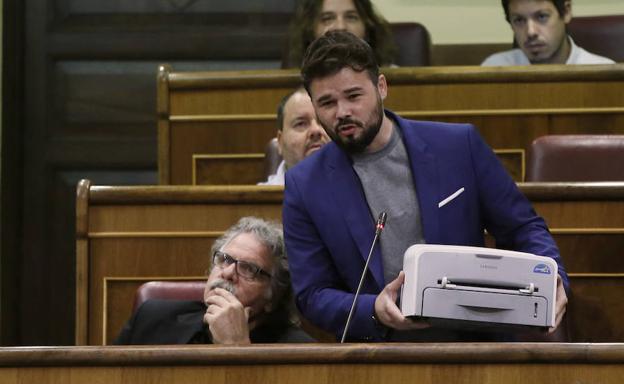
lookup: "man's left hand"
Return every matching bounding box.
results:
[549,274,568,333]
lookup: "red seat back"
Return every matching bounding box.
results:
[527,135,624,182]
[132,280,205,313]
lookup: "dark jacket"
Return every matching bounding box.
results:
[114,299,314,344]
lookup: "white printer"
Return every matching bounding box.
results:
[400,244,558,328]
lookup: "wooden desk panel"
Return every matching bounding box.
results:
[3,362,623,383]
[502,183,624,342]
[192,150,524,185]
[568,275,624,342]
[158,64,624,184]
[177,111,623,185]
[554,234,624,272]
[169,120,275,184]
[77,180,624,345]
[193,154,266,185]
[2,344,624,384]
[388,81,624,110]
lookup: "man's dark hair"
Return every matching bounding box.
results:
[287,0,396,68]
[501,0,568,21]
[301,30,379,95]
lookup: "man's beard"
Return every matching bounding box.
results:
[324,95,384,154]
[208,279,236,295]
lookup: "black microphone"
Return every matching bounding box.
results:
[340,211,387,343]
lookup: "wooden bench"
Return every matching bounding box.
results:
[76,180,624,344]
[158,64,624,184]
[75,179,283,345]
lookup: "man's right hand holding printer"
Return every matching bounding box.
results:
[374,271,431,331]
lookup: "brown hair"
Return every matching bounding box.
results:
[287,0,396,68]
[501,0,568,21]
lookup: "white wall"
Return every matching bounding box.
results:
[374,0,624,44]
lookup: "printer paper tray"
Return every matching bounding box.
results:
[421,287,550,327]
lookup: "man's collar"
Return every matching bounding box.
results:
[565,36,580,64]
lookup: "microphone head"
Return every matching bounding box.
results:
[378,211,387,225]
[376,211,387,232]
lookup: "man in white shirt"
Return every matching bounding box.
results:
[482,0,614,66]
[260,88,330,185]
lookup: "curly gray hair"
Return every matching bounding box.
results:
[210,216,290,313]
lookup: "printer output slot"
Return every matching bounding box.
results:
[458,305,513,312]
[437,277,538,294]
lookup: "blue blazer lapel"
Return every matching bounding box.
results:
[394,115,441,245]
[326,145,385,288]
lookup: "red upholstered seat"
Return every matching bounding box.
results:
[390,22,431,67]
[568,15,624,63]
[526,135,624,182]
[132,280,205,313]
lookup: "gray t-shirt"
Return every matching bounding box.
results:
[352,123,425,285]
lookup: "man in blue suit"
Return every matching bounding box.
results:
[282,30,569,342]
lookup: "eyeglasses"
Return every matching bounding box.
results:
[212,250,272,280]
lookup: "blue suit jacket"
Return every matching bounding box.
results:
[283,111,568,341]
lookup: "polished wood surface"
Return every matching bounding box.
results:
[1,344,624,384]
[4,343,624,364]
[193,150,524,185]
[158,64,624,184]
[193,153,266,185]
[76,180,624,345]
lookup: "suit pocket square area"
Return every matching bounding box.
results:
[438,187,465,208]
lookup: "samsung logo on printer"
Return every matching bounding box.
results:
[533,264,552,275]
[480,264,498,270]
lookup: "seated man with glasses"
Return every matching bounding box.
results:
[114,217,314,345]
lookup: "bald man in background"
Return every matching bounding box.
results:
[260,88,330,185]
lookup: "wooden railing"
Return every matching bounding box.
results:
[157,64,624,184]
[3,344,624,384]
